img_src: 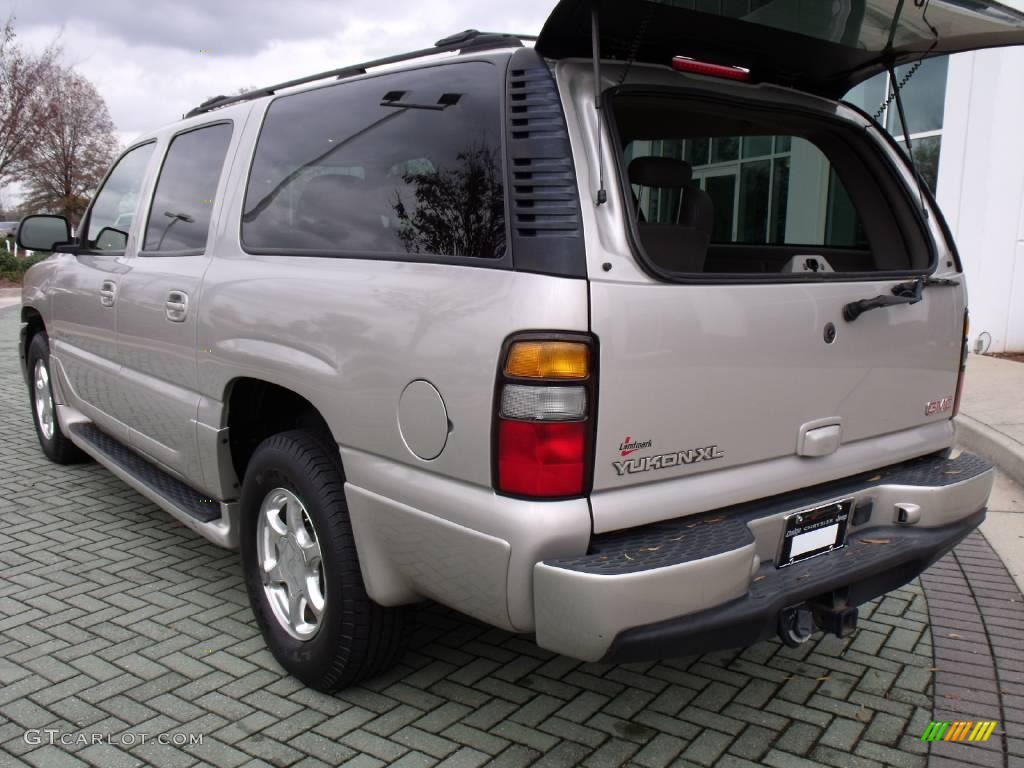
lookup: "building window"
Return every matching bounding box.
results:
[844,57,948,192]
[625,135,867,249]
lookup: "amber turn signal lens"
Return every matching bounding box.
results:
[504,341,589,380]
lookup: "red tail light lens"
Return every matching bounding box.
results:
[672,56,751,82]
[498,420,585,497]
[494,334,595,498]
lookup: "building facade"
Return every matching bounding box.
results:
[854,48,1024,354]
[935,49,1024,354]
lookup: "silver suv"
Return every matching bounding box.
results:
[17,1,1024,691]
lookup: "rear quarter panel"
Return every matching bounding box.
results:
[196,255,590,488]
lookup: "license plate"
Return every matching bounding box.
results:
[778,499,852,567]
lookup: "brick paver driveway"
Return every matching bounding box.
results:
[0,304,1009,768]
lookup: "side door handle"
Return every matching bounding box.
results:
[165,290,189,323]
[100,280,116,307]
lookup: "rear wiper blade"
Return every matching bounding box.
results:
[842,277,959,323]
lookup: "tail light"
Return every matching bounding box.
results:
[953,309,969,417]
[671,57,751,82]
[494,334,596,498]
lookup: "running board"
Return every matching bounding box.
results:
[66,420,238,549]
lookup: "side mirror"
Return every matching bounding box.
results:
[17,215,72,253]
[94,226,128,251]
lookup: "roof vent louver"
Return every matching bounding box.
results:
[505,49,586,278]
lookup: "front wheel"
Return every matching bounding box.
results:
[26,332,87,464]
[240,430,409,691]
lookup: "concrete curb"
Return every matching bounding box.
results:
[956,414,1024,487]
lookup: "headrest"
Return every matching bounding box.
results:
[628,156,693,188]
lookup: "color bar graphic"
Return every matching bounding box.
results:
[921,720,997,742]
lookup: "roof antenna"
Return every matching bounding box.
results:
[591,3,608,206]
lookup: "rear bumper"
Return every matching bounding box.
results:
[533,451,993,661]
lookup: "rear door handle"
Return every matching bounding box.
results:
[165,290,189,322]
[100,280,116,307]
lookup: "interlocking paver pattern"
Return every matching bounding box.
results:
[0,304,1016,767]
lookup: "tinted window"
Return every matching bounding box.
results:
[86,143,156,251]
[144,123,233,252]
[243,62,506,259]
[626,135,868,249]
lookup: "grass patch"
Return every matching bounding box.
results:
[0,251,48,283]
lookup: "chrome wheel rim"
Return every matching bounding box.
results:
[256,488,325,640]
[33,359,55,441]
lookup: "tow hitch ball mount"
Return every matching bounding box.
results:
[779,592,859,646]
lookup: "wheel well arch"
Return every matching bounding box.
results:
[20,306,45,366]
[21,305,44,341]
[223,378,335,482]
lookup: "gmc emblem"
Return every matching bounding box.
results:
[925,397,954,416]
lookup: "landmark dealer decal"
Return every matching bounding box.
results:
[613,436,724,476]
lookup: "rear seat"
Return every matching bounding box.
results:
[629,156,713,272]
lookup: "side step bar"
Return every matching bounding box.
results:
[67,420,238,549]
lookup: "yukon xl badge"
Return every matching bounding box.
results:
[613,444,725,476]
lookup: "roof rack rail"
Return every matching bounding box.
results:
[184,29,536,118]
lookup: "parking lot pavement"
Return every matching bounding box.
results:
[0,289,20,310]
[981,470,1024,592]
[0,302,1014,768]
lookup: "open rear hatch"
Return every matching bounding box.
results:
[535,0,1024,533]
[537,0,1024,98]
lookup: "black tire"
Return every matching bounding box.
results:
[26,332,88,464]
[240,429,409,691]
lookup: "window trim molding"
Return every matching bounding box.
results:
[138,119,234,258]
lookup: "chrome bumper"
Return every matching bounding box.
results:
[533,452,993,661]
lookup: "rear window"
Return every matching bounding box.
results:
[612,92,930,278]
[627,136,868,250]
[242,62,507,260]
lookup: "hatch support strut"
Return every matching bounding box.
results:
[887,62,929,218]
[879,0,937,218]
[591,3,608,206]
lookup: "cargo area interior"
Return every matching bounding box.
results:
[610,91,934,278]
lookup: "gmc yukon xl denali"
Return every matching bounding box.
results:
[17,0,1023,691]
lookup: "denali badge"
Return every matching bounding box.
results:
[613,445,725,476]
[619,436,653,456]
[925,397,954,416]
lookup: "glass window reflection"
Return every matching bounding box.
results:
[243,63,506,259]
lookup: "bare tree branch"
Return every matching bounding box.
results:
[0,16,61,191]
[20,64,119,225]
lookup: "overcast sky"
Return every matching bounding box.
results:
[9,0,1024,152]
[9,0,558,146]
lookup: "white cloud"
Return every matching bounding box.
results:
[14,1,556,144]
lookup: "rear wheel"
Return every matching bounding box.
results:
[26,332,87,464]
[240,429,409,691]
